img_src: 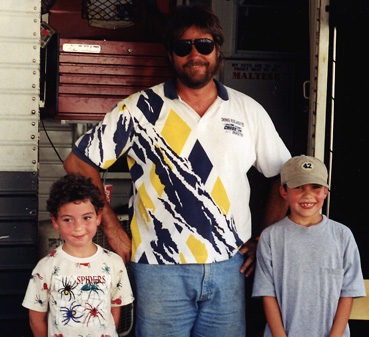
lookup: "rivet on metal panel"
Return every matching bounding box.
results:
[31,110,36,114]
[32,97,36,101]
[31,135,35,139]
[128,48,133,53]
[32,161,36,165]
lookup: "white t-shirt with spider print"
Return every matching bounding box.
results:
[22,244,134,336]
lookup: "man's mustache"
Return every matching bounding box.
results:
[183,60,209,68]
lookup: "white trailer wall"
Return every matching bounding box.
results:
[0,2,40,333]
[0,1,40,172]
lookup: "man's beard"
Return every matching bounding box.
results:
[173,57,223,89]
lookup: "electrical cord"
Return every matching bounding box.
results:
[41,119,64,164]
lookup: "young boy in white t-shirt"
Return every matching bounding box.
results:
[252,155,366,337]
[22,174,134,337]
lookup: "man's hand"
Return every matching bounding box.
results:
[105,219,132,264]
[100,198,132,264]
[239,239,258,277]
[237,176,287,277]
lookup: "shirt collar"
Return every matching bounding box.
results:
[164,78,229,101]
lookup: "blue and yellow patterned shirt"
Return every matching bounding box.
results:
[73,79,290,264]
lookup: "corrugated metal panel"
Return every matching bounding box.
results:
[0,0,40,172]
[0,1,40,334]
[0,171,38,334]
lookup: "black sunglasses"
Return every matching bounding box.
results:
[172,38,215,57]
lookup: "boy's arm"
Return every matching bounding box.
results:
[263,296,287,337]
[111,306,121,330]
[328,297,353,337]
[29,310,47,337]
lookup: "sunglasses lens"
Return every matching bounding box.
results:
[194,39,214,55]
[173,41,192,57]
[172,39,215,57]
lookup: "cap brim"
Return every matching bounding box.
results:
[285,175,329,188]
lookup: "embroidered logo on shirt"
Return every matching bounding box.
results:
[221,118,244,137]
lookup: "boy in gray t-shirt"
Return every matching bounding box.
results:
[252,155,366,337]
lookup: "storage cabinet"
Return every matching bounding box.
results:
[44,37,173,120]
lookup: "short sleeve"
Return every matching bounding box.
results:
[252,231,277,298]
[252,102,290,178]
[22,260,50,312]
[73,100,135,170]
[110,257,134,307]
[341,230,366,298]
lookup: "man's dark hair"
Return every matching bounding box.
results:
[47,174,104,218]
[164,5,224,53]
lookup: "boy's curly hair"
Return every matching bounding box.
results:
[47,174,105,218]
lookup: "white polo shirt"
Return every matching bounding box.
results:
[73,79,290,265]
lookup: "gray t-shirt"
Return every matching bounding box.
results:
[252,215,366,337]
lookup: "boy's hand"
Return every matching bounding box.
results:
[239,239,257,277]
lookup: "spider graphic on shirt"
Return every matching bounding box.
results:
[60,301,83,325]
[34,295,45,307]
[80,281,104,299]
[101,263,111,274]
[83,301,105,327]
[58,277,78,301]
[52,266,60,276]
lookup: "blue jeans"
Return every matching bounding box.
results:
[130,252,246,337]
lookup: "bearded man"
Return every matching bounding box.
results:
[64,5,290,336]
